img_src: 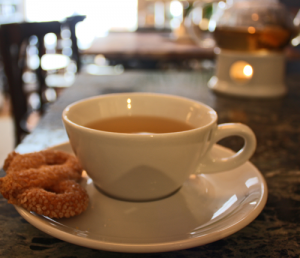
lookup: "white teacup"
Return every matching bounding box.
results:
[62,93,256,201]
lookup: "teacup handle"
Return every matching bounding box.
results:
[198,123,256,173]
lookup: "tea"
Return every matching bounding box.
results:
[213,26,295,51]
[63,93,257,201]
[85,116,195,134]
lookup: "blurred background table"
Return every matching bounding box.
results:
[1,70,300,257]
[82,32,215,70]
[83,32,215,61]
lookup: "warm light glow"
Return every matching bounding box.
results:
[199,18,209,31]
[127,98,131,104]
[230,61,253,83]
[82,170,88,177]
[251,13,259,21]
[127,104,131,109]
[243,65,253,77]
[248,26,256,34]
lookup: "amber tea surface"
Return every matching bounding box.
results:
[85,116,195,134]
[214,26,295,51]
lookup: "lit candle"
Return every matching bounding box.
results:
[127,98,132,109]
[230,61,253,83]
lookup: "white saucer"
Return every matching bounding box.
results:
[15,142,267,253]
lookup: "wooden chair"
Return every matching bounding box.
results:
[64,15,86,73]
[0,16,85,144]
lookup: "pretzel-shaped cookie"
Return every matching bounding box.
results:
[0,150,89,218]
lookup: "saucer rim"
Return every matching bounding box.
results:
[14,142,268,253]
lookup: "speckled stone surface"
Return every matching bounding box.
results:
[1,71,300,257]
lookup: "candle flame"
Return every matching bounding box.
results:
[230,61,253,83]
[243,65,253,77]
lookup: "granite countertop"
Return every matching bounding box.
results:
[1,71,300,257]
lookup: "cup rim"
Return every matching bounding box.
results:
[62,92,218,138]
